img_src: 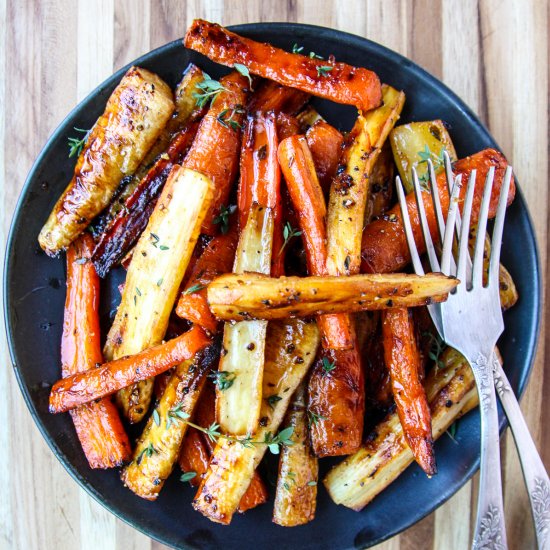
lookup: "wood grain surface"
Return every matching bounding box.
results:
[0,1,548,549]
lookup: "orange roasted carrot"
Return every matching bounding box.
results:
[50,325,210,413]
[275,112,301,141]
[278,136,364,456]
[306,120,344,195]
[185,20,382,112]
[238,112,284,275]
[183,71,249,235]
[278,135,353,350]
[178,429,211,487]
[361,148,514,274]
[62,235,131,468]
[248,79,309,114]
[175,227,239,333]
[381,308,436,475]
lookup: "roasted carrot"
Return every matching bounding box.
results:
[278,135,362,456]
[175,227,239,333]
[238,112,284,275]
[92,120,201,277]
[50,325,210,413]
[361,148,514,274]
[184,20,382,112]
[248,79,309,114]
[306,120,344,194]
[178,429,210,487]
[381,308,436,475]
[275,112,301,141]
[278,135,354,350]
[183,71,249,235]
[62,235,131,468]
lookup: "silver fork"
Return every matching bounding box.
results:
[399,159,550,549]
[397,162,506,549]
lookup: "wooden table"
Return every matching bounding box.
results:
[1,1,547,548]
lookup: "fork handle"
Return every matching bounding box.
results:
[492,356,550,550]
[469,351,508,550]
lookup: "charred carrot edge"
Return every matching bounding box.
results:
[175,227,239,332]
[184,20,382,112]
[247,79,310,114]
[92,120,201,277]
[278,135,353,349]
[361,148,514,274]
[50,325,210,413]
[238,112,284,276]
[305,120,344,195]
[381,308,436,475]
[183,71,249,236]
[62,235,131,468]
[178,429,210,487]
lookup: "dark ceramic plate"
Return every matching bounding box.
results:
[4,23,541,550]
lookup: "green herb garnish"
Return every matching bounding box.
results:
[213,204,236,234]
[316,65,333,77]
[193,76,228,108]
[68,127,90,158]
[209,370,237,391]
[180,471,197,483]
[279,222,302,256]
[234,63,253,89]
[322,357,336,374]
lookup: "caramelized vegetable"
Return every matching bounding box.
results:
[175,227,239,333]
[273,382,318,526]
[49,325,211,414]
[183,71,249,235]
[62,235,131,468]
[184,20,382,111]
[39,67,174,254]
[121,342,219,500]
[104,166,214,423]
[207,272,458,320]
[193,320,320,524]
[305,120,344,194]
[361,149,515,274]
[248,79,309,114]
[324,347,478,510]
[178,429,210,486]
[381,308,435,475]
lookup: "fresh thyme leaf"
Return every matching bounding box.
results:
[136,443,157,464]
[159,245,169,251]
[307,480,317,486]
[316,65,333,77]
[422,330,446,370]
[217,106,245,131]
[308,410,326,425]
[213,204,236,234]
[446,421,459,444]
[75,257,88,265]
[309,51,323,59]
[344,255,351,270]
[152,409,160,426]
[67,127,90,158]
[192,76,228,108]
[267,394,282,408]
[205,422,221,443]
[209,370,237,391]
[180,471,197,483]
[184,283,206,295]
[322,357,336,374]
[150,233,160,247]
[135,287,141,296]
[166,402,190,429]
[292,43,304,54]
[279,221,302,256]
[417,145,432,163]
[234,63,253,89]
[156,278,163,287]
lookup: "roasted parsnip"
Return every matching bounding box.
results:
[193,319,320,524]
[207,272,458,320]
[324,347,478,510]
[104,166,214,423]
[62,235,131,468]
[216,204,274,435]
[361,149,515,274]
[326,85,405,276]
[121,342,220,500]
[184,20,382,111]
[381,308,435,475]
[49,326,210,414]
[39,67,174,254]
[273,382,318,526]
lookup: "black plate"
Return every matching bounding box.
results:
[4,23,541,550]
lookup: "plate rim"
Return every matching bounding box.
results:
[3,21,543,549]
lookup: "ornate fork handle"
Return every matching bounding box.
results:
[493,356,550,549]
[469,351,508,550]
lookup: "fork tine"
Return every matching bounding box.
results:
[412,167,440,272]
[443,151,454,194]
[427,159,445,242]
[440,175,462,275]
[396,176,425,276]
[488,166,513,285]
[456,170,477,284]
[472,166,495,288]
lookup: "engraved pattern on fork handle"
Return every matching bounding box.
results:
[492,356,550,549]
[470,351,508,550]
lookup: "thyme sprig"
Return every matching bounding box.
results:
[234,63,253,89]
[217,106,246,130]
[184,283,206,295]
[67,127,90,158]
[208,370,237,391]
[316,65,333,77]
[193,75,228,108]
[213,204,236,234]
[417,145,447,188]
[422,330,446,370]
[321,357,336,375]
[279,221,302,256]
